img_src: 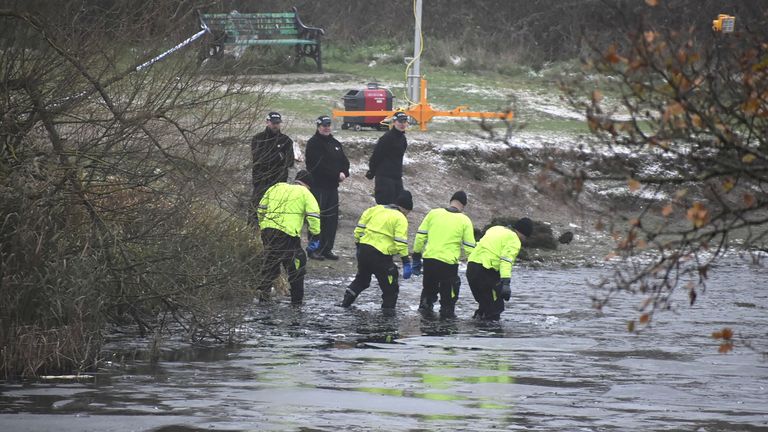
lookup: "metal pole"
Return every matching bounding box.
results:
[408,0,423,103]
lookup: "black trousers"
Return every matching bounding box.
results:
[310,186,339,254]
[466,261,504,320]
[420,258,461,317]
[347,244,399,308]
[258,228,307,304]
[374,175,403,205]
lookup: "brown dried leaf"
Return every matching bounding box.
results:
[686,202,709,228]
[592,89,603,104]
[639,313,650,324]
[663,102,684,122]
[645,0,659,6]
[718,343,733,354]
[628,178,641,191]
[661,203,674,217]
[744,193,756,208]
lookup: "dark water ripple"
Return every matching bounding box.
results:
[1,258,767,431]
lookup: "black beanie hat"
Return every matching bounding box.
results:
[295,169,313,186]
[512,217,533,238]
[450,190,468,206]
[396,190,413,210]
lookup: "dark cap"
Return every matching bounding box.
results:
[396,190,413,211]
[392,112,409,123]
[450,190,468,206]
[512,217,533,238]
[316,115,332,126]
[295,169,313,186]
[267,112,282,123]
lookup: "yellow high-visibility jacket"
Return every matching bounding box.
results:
[258,182,320,237]
[413,207,475,264]
[467,225,522,279]
[354,204,409,258]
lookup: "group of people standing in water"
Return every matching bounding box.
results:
[251,111,532,321]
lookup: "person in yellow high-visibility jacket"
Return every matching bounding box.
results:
[340,191,414,315]
[257,170,321,304]
[412,191,476,318]
[466,218,533,320]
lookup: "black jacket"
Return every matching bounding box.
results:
[368,127,407,179]
[305,132,350,190]
[251,127,294,184]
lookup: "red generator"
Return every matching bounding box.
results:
[340,83,394,131]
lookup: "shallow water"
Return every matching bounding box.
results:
[1,258,767,431]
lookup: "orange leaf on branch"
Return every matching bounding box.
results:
[661,203,674,217]
[718,343,733,354]
[743,193,756,208]
[686,202,709,228]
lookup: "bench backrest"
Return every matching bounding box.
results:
[201,12,301,41]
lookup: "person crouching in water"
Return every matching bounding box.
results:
[340,191,414,315]
[257,170,321,304]
[412,191,476,319]
[466,217,533,320]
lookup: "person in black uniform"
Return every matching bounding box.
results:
[250,111,294,225]
[365,111,409,205]
[305,115,350,261]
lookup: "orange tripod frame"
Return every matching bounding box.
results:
[331,77,514,131]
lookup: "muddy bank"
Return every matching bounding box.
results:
[288,130,617,280]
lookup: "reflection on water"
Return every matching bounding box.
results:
[1,258,767,431]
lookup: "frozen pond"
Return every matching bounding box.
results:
[1,258,767,431]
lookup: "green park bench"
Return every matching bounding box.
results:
[199,7,325,72]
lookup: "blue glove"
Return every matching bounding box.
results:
[402,261,413,280]
[307,240,321,253]
[499,278,511,301]
[411,254,422,276]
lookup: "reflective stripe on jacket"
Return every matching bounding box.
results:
[467,225,521,279]
[413,207,475,264]
[354,204,409,258]
[258,182,321,237]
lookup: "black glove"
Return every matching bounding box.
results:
[365,170,374,180]
[498,279,511,301]
[355,243,361,260]
[411,253,422,276]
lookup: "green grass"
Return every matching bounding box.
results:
[259,41,596,135]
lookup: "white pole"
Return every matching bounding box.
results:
[408,0,423,103]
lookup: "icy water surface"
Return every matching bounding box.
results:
[1,258,767,431]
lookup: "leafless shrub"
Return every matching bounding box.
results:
[1,1,274,378]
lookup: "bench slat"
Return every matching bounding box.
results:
[201,13,296,19]
[230,39,316,45]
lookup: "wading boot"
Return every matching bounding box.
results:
[381,307,396,317]
[439,306,456,319]
[418,297,434,312]
[340,289,357,308]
